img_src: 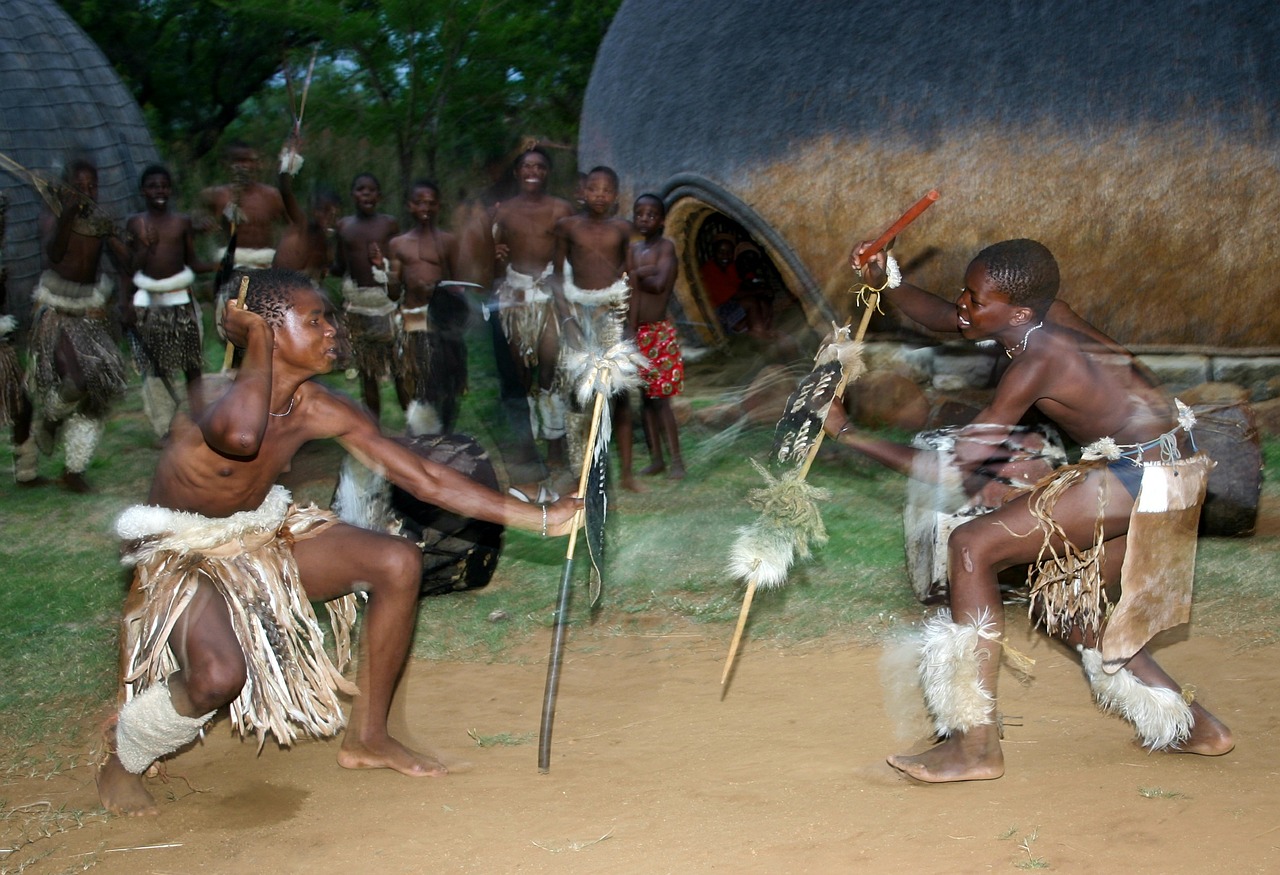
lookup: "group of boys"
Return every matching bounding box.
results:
[3,141,494,488]
[487,147,685,498]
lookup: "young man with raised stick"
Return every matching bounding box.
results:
[97,268,579,816]
[828,237,1233,782]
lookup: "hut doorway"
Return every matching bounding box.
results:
[659,175,834,351]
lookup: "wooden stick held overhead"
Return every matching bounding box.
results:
[857,189,940,264]
[221,275,251,372]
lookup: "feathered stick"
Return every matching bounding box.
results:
[538,303,646,772]
[720,191,940,687]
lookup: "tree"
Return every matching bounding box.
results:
[61,0,620,189]
[58,0,314,161]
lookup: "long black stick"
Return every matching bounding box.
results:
[537,391,605,772]
[537,556,575,772]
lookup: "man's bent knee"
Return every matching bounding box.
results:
[182,662,246,713]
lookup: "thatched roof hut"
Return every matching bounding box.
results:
[0,0,158,322]
[580,0,1279,349]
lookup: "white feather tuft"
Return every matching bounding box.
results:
[405,400,442,436]
[726,520,796,589]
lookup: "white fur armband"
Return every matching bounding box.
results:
[371,265,389,286]
[0,314,14,338]
[884,254,902,289]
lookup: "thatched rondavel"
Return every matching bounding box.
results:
[0,0,158,323]
[580,0,1279,349]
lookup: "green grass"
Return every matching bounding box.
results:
[0,317,1276,770]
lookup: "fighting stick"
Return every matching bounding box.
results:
[538,391,605,772]
[221,275,251,372]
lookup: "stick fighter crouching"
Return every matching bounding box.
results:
[827,238,1233,783]
[97,268,580,816]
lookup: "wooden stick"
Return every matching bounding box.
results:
[538,390,605,772]
[221,275,250,372]
[720,571,759,685]
[720,295,881,687]
[859,189,940,263]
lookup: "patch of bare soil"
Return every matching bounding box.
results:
[3,612,1277,874]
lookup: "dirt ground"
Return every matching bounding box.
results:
[3,608,1277,874]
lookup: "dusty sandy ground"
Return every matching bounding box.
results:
[3,608,1276,874]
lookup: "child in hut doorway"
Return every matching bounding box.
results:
[699,232,746,335]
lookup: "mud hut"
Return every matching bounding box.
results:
[0,0,158,323]
[580,0,1279,350]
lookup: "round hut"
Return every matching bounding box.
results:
[0,0,159,322]
[580,0,1280,350]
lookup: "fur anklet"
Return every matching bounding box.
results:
[919,608,998,736]
[1079,647,1193,750]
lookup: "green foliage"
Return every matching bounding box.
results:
[62,0,622,195]
[59,0,311,160]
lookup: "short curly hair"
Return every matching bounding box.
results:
[971,239,1060,315]
[225,268,313,328]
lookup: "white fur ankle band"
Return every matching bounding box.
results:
[1079,647,1192,750]
[115,683,215,774]
[919,608,997,735]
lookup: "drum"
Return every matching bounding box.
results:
[333,433,505,597]
[1191,401,1262,537]
[904,424,1065,603]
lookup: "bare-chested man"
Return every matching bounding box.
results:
[273,147,341,284]
[96,268,579,816]
[387,180,463,433]
[828,238,1233,783]
[492,147,575,495]
[200,141,288,269]
[622,194,685,486]
[122,165,216,439]
[334,173,401,419]
[30,159,129,492]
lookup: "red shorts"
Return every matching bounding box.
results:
[636,319,684,398]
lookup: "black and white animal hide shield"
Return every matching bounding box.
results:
[771,360,843,468]
[584,441,608,603]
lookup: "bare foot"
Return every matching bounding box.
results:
[16,476,50,489]
[97,751,159,816]
[639,462,665,477]
[621,476,647,493]
[667,463,686,481]
[886,729,1004,783]
[338,735,448,777]
[1170,705,1234,756]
